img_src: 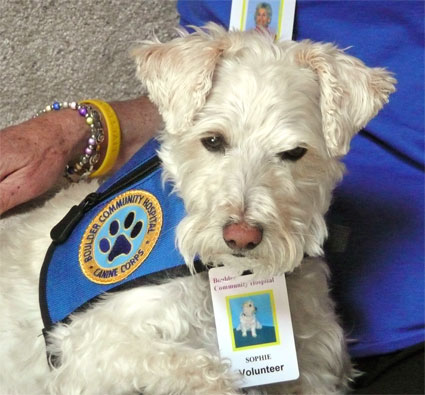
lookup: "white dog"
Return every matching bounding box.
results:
[0,24,395,394]
[237,300,262,337]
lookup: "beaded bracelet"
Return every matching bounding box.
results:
[34,101,104,182]
[82,100,121,178]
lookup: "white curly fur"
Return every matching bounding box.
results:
[0,24,395,394]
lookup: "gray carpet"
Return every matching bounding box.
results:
[0,0,179,129]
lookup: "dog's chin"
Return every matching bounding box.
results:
[199,251,296,277]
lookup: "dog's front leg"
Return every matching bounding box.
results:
[49,337,242,395]
[129,341,242,395]
[250,323,258,337]
[47,276,243,395]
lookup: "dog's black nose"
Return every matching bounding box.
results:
[223,222,263,250]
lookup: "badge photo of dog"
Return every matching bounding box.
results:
[0,24,395,394]
[237,300,262,338]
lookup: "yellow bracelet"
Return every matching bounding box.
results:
[82,99,121,178]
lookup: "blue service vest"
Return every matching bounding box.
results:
[39,139,196,331]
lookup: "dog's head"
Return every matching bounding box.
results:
[132,24,396,275]
[242,300,257,316]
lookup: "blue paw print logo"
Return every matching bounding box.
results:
[80,190,162,284]
[99,212,143,262]
[94,207,148,268]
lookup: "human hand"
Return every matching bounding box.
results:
[0,97,161,215]
[0,111,87,215]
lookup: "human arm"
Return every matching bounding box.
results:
[0,97,161,215]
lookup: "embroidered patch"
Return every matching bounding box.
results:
[79,190,162,284]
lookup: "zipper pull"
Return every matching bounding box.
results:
[50,192,99,244]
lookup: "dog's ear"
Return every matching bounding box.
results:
[131,26,228,134]
[287,41,396,157]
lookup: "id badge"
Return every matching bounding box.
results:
[209,267,299,388]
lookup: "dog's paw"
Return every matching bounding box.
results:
[99,211,144,263]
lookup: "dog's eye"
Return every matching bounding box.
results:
[278,147,307,162]
[201,135,226,153]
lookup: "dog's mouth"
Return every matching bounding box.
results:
[232,253,246,258]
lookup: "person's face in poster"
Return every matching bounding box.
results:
[255,7,271,28]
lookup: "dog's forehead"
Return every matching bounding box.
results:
[197,56,322,147]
